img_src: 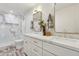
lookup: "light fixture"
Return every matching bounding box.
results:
[37,6,42,11]
[33,5,42,14]
[9,10,14,13]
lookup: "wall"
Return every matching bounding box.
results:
[23,3,54,34]
[55,4,79,33]
[55,4,79,39]
[0,14,22,43]
[22,3,79,39]
[22,8,33,34]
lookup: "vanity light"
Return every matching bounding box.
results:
[37,6,42,11]
[9,10,14,14]
[33,6,42,14]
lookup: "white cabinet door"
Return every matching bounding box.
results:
[31,38,42,48]
[24,36,33,56]
[43,42,79,56]
[32,45,42,56]
[28,51,39,56]
[24,36,42,56]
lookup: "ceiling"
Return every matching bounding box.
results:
[0,3,37,15]
[0,3,77,15]
[55,3,77,11]
[0,3,54,16]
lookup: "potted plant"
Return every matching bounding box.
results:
[39,20,46,36]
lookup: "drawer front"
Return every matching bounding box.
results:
[26,50,39,56]
[24,36,33,43]
[30,51,39,56]
[43,50,55,56]
[24,36,42,48]
[32,38,42,48]
[24,36,32,42]
[24,36,42,56]
[43,42,79,56]
[24,41,32,52]
[24,42,33,51]
[24,43,39,56]
[24,36,33,49]
[32,45,42,56]
[24,37,34,55]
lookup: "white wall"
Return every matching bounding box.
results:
[55,4,79,39]
[41,4,54,21]
[55,4,79,33]
[23,9,33,33]
[23,3,54,34]
[0,14,22,43]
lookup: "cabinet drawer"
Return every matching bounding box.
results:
[30,51,39,56]
[24,44,38,56]
[32,38,42,48]
[26,50,39,56]
[24,36,33,48]
[43,50,55,56]
[32,45,42,56]
[24,41,32,50]
[24,43,32,51]
[43,42,79,56]
[24,36,32,41]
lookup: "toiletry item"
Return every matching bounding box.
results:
[46,31,52,36]
[42,25,46,36]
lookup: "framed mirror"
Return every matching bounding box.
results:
[32,10,42,32]
[4,13,19,24]
[55,3,79,34]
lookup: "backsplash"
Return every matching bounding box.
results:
[54,32,79,39]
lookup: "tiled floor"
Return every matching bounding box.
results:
[0,44,27,56]
[0,49,27,56]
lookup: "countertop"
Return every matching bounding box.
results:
[25,33,79,52]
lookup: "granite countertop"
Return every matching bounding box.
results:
[25,33,79,52]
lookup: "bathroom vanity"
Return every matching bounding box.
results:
[24,33,79,56]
